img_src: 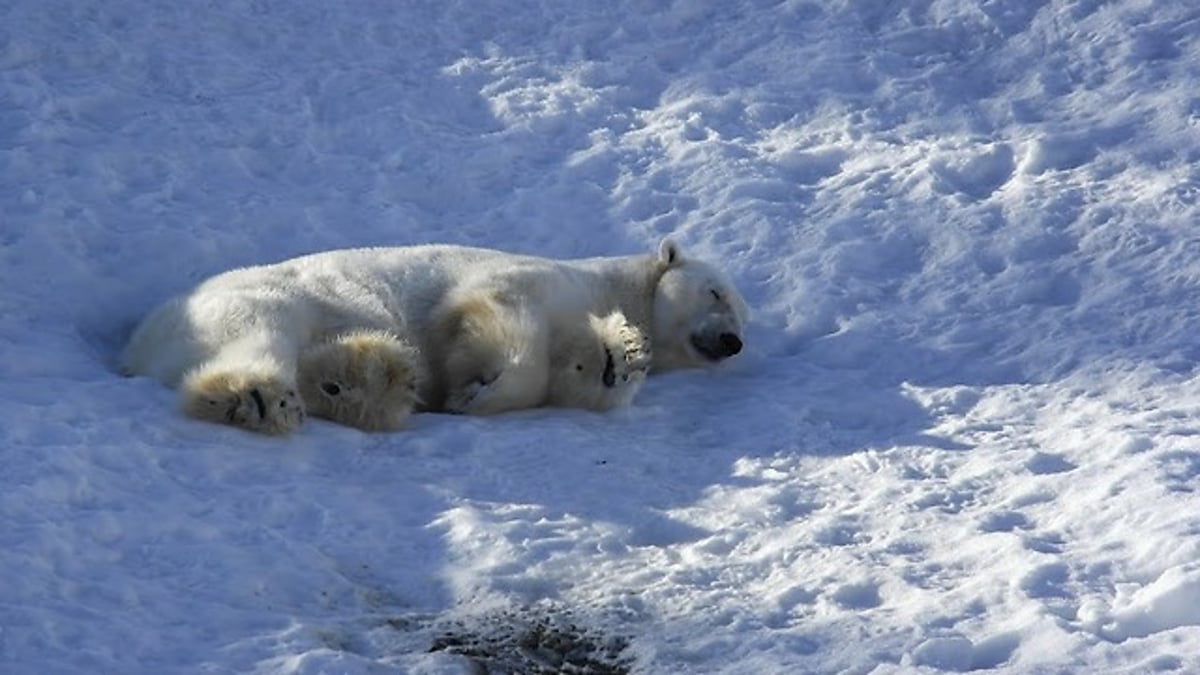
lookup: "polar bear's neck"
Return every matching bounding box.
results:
[574,254,666,333]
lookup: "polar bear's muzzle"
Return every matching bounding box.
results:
[690,331,743,362]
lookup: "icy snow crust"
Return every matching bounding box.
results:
[3,1,1200,673]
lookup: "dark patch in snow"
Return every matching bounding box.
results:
[417,605,633,675]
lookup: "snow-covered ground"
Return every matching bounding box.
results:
[3,0,1200,672]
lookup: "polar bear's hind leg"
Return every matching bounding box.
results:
[297,330,421,431]
[181,366,305,435]
[437,292,549,415]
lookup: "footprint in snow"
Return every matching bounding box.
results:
[910,631,1021,671]
[1019,561,1071,600]
[830,581,882,610]
[977,510,1033,533]
[1157,450,1200,493]
[929,144,1015,200]
[771,147,847,186]
[1022,530,1066,554]
[1085,563,1200,643]
[1025,452,1076,475]
[912,486,978,514]
[812,518,864,547]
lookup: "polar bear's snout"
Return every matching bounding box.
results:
[690,330,743,361]
[720,333,743,356]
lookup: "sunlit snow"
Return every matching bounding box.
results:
[2,1,1199,673]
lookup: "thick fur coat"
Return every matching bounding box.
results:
[121,239,748,433]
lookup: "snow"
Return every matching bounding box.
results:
[3,0,1200,672]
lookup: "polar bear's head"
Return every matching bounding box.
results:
[651,239,750,371]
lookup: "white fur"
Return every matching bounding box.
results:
[121,240,748,433]
[544,311,653,411]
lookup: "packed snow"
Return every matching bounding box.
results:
[3,0,1200,672]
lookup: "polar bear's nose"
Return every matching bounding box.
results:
[719,333,743,356]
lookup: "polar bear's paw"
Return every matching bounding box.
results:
[546,312,650,411]
[595,312,652,387]
[616,316,653,380]
[445,364,549,416]
[298,330,421,432]
[443,372,501,415]
[181,369,306,435]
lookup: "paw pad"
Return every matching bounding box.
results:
[182,371,306,435]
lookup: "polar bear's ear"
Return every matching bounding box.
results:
[658,238,683,266]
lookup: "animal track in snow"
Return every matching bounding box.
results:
[1020,561,1071,599]
[910,631,1021,672]
[912,485,979,514]
[1020,125,1136,174]
[771,147,847,186]
[1022,531,1067,555]
[1026,452,1077,475]
[812,518,865,547]
[830,581,882,610]
[978,510,1032,533]
[1157,450,1200,493]
[930,143,1015,200]
[1093,564,1200,642]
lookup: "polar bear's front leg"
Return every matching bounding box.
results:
[546,311,651,411]
[297,330,422,431]
[608,312,653,383]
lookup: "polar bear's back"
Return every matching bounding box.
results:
[119,244,583,384]
[286,244,571,317]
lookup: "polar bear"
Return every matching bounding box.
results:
[121,239,748,434]
[543,312,652,411]
[294,330,422,432]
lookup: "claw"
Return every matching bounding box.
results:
[249,388,267,420]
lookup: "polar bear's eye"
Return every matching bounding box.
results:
[710,289,722,302]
